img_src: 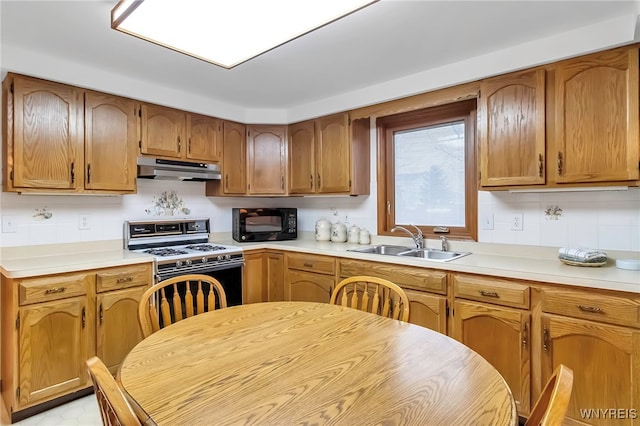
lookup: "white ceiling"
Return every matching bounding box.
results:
[2,0,639,115]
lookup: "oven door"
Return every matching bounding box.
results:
[156,263,243,308]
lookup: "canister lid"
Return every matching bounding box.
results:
[615,259,640,271]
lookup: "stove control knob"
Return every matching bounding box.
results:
[185,259,192,266]
[176,260,183,268]
[201,257,208,264]
[225,254,231,260]
[217,255,223,261]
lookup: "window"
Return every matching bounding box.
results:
[376,100,477,240]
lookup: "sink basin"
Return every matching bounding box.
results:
[348,245,414,256]
[398,249,471,262]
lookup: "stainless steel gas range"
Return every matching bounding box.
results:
[125,218,244,306]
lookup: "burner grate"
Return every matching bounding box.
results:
[185,244,228,252]
[144,248,189,256]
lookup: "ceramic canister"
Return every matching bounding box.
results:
[331,221,347,242]
[359,228,371,244]
[348,225,361,243]
[315,218,332,241]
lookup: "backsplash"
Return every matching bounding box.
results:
[0,179,638,251]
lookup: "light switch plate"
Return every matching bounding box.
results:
[2,215,18,233]
[480,213,494,230]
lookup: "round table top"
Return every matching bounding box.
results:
[119,301,517,425]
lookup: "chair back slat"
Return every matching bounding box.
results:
[196,281,205,314]
[138,274,228,338]
[330,276,410,322]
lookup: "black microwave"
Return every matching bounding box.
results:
[232,208,297,242]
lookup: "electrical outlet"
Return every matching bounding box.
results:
[480,213,494,230]
[2,215,17,233]
[510,213,524,231]
[78,214,91,230]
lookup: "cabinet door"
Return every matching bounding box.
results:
[288,120,316,194]
[221,120,246,194]
[542,314,640,426]
[316,113,350,193]
[479,69,546,187]
[247,125,287,195]
[140,103,186,158]
[84,91,137,192]
[266,252,284,302]
[187,113,222,163]
[96,287,146,375]
[453,300,531,415]
[18,297,89,407]
[243,251,265,304]
[405,289,447,334]
[554,46,639,183]
[285,269,334,303]
[12,75,82,189]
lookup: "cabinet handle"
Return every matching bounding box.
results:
[82,307,86,329]
[303,262,313,267]
[225,174,229,190]
[70,162,75,184]
[99,303,103,325]
[577,305,602,314]
[543,326,549,352]
[317,174,321,187]
[522,323,528,347]
[281,175,284,190]
[44,287,66,295]
[116,276,133,284]
[188,137,191,154]
[479,290,499,298]
[557,152,563,175]
[310,174,313,188]
[538,154,543,177]
[87,164,91,184]
[177,136,181,153]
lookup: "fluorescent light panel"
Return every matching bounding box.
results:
[112,0,378,69]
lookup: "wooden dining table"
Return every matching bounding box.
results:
[119,301,517,425]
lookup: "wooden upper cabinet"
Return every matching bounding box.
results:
[553,46,639,183]
[84,91,137,192]
[221,120,247,194]
[288,120,316,193]
[287,112,370,195]
[10,74,82,190]
[187,113,222,163]
[479,68,546,187]
[247,125,287,195]
[140,103,186,159]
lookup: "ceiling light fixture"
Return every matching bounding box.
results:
[111,0,378,69]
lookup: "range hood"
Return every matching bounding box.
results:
[137,157,221,181]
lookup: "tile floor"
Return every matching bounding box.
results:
[0,396,101,426]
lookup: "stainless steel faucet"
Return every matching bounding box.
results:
[391,225,424,249]
[440,236,448,252]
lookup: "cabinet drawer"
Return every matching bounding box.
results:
[453,274,530,309]
[340,259,447,294]
[541,287,640,328]
[96,264,152,292]
[286,253,336,275]
[19,273,89,305]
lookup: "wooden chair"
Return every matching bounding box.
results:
[525,364,574,426]
[138,274,228,338]
[330,275,410,322]
[86,356,141,426]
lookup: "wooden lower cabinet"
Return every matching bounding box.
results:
[1,263,152,419]
[452,299,531,415]
[96,286,146,375]
[266,252,284,301]
[285,269,334,303]
[542,314,640,426]
[404,289,447,333]
[18,296,89,406]
[242,250,285,303]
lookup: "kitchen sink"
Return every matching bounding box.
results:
[348,245,471,262]
[349,245,414,256]
[398,248,471,262]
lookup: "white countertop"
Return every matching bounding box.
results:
[2,236,639,293]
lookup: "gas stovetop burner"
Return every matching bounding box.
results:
[143,248,190,257]
[185,244,227,252]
